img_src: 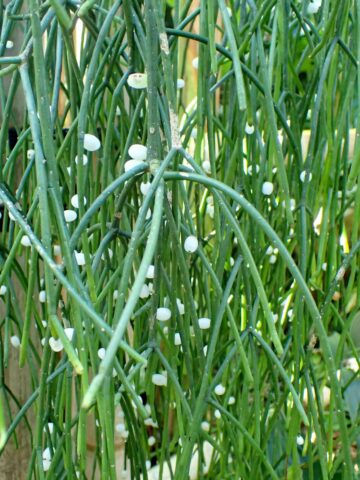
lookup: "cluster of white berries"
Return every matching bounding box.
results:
[62,132,102,224]
[48,328,74,352]
[126,144,147,169]
[265,245,278,264]
[115,422,129,439]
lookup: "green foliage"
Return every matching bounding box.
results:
[0,0,360,478]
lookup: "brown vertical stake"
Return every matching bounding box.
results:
[0,1,32,477]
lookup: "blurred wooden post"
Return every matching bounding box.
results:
[0,2,32,478]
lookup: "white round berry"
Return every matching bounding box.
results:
[10,335,20,348]
[198,317,211,330]
[64,328,74,341]
[39,290,46,303]
[201,421,210,432]
[176,299,185,315]
[156,307,171,321]
[127,73,148,89]
[262,181,274,196]
[83,133,101,152]
[144,417,158,428]
[146,265,155,279]
[49,337,63,352]
[42,447,51,461]
[64,210,77,223]
[307,1,321,14]
[21,235,31,247]
[177,79,185,89]
[140,182,151,196]
[27,149,35,160]
[96,348,105,360]
[214,384,226,395]
[151,373,167,386]
[124,159,144,172]
[139,284,150,299]
[71,194,87,209]
[115,423,129,438]
[245,123,255,135]
[202,160,211,174]
[269,254,277,264]
[128,144,147,161]
[184,235,198,253]
[74,251,86,266]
